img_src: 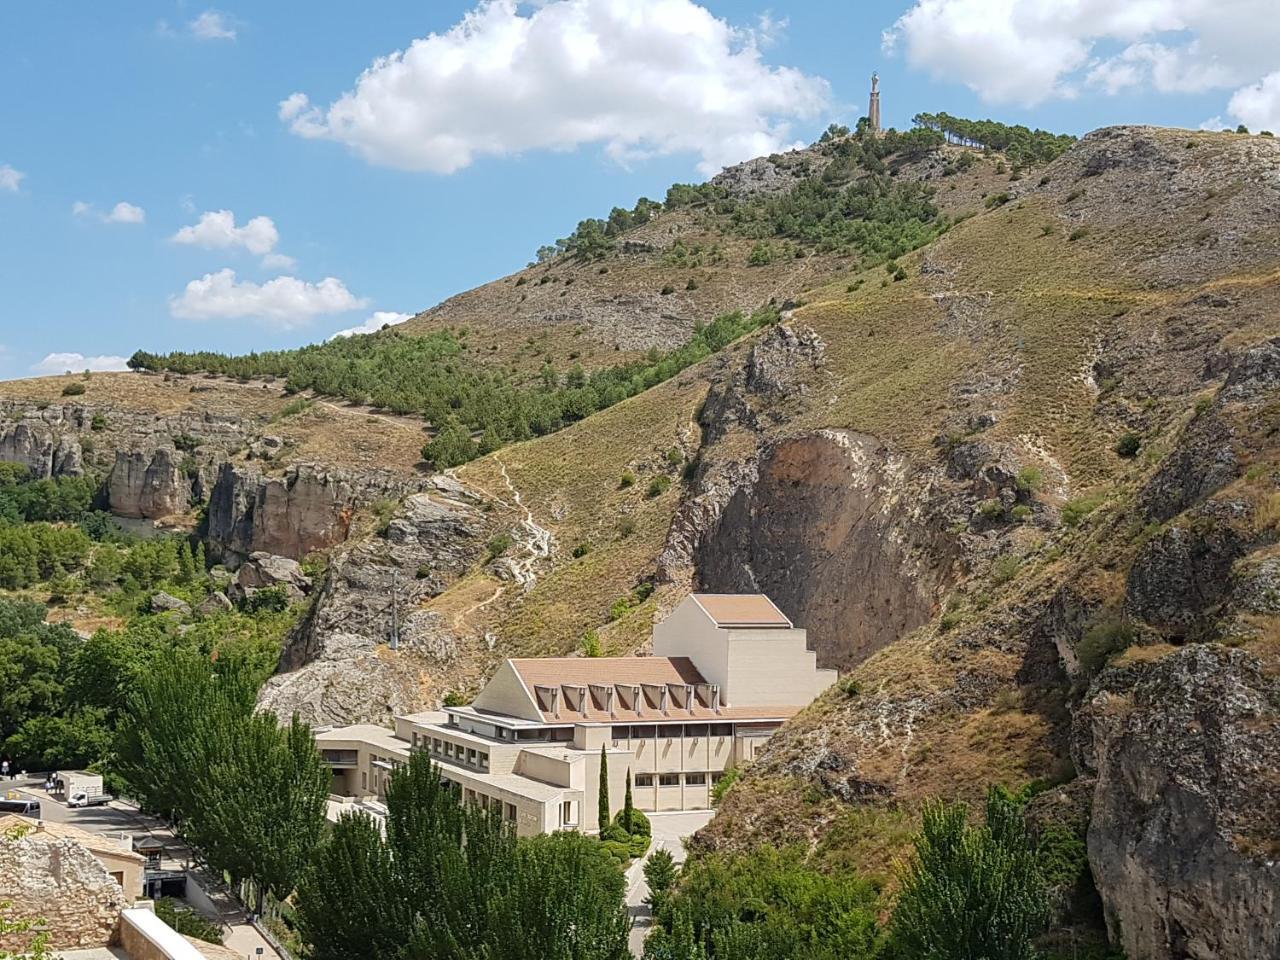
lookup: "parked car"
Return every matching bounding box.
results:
[0,798,41,817]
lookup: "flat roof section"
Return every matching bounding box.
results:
[691,594,792,628]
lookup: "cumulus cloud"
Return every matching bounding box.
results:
[0,164,25,192]
[32,353,131,375]
[260,252,298,270]
[169,269,367,328]
[74,200,146,224]
[328,311,413,340]
[172,209,280,256]
[190,10,236,41]
[279,0,829,176]
[884,0,1280,108]
[1226,72,1280,132]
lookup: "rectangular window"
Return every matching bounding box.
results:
[683,724,709,738]
[685,772,706,785]
[635,773,654,787]
[611,725,630,741]
[505,803,517,822]
[551,727,574,742]
[630,725,656,740]
[710,772,726,785]
[467,748,477,765]
[709,723,733,738]
[658,773,680,787]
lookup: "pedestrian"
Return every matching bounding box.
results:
[0,759,8,781]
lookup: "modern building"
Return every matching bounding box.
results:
[318,594,836,837]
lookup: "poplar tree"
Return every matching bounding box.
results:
[598,745,610,834]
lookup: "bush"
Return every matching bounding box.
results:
[240,586,289,614]
[1015,467,1043,492]
[1114,431,1141,458]
[619,471,636,489]
[61,382,86,396]
[90,414,107,431]
[485,533,513,561]
[990,554,1022,585]
[647,476,672,498]
[572,542,592,559]
[977,499,1006,522]
[711,767,741,806]
[1010,504,1033,522]
[665,447,684,467]
[154,898,224,945]
[685,277,699,290]
[614,807,650,838]
[581,630,603,658]
[1076,616,1135,675]
[1062,491,1107,527]
[1068,227,1090,242]
[442,690,467,707]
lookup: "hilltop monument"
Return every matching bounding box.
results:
[868,72,882,135]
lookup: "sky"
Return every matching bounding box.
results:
[1,0,1277,379]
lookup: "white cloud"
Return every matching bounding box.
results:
[279,0,830,176]
[190,10,236,41]
[105,201,146,224]
[0,164,24,192]
[172,209,280,256]
[169,268,367,328]
[74,200,146,224]
[32,353,131,375]
[260,252,298,270]
[884,0,1280,107]
[1226,72,1280,132]
[328,311,413,340]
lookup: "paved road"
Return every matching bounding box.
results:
[625,810,714,957]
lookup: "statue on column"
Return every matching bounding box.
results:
[868,72,882,136]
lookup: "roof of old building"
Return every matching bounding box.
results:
[690,593,792,628]
[0,813,144,863]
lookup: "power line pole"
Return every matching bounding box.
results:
[389,567,399,651]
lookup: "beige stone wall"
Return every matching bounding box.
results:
[0,836,124,950]
[725,632,836,707]
[472,661,542,721]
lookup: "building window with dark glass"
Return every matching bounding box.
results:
[635,773,654,787]
[658,773,680,787]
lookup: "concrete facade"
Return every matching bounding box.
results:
[320,594,836,837]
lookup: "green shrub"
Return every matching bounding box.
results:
[617,517,636,538]
[686,277,699,290]
[1114,431,1141,458]
[660,284,675,296]
[485,533,514,561]
[619,471,635,489]
[1076,616,1135,676]
[1068,227,1090,242]
[747,241,774,266]
[1011,505,1033,522]
[614,807,650,838]
[990,554,1022,585]
[572,542,592,559]
[154,898,224,945]
[977,499,1006,522]
[647,476,672,498]
[665,447,684,467]
[442,690,467,707]
[1015,467,1043,492]
[90,414,107,431]
[241,586,289,614]
[838,675,861,697]
[939,610,964,633]
[61,382,87,396]
[711,767,741,806]
[1062,491,1107,527]
[581,630,603,658]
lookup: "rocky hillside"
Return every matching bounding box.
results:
[2,123,1278,957]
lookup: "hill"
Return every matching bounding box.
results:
[2,120,1278,957]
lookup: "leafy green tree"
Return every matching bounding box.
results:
[177,542,194,583]
[644,848,678,913]
[598,745,610,834]
[423,415,478,469]
[888,787,1049,960]
[0,900,55,960]
[0,600,78,757]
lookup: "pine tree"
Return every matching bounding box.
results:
[623,769,635,834]
[193,541,207,580]
[598,745,610,834]
[176,542,194,583]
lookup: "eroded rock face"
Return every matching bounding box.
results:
[1074,645,1280,960]
[207,461,420,564]
[107,448,191,519]
[0,419,83,478]
[0,835,126,950]
[232,552,312,603]
[260,488,486,725]
[695,430,959,669]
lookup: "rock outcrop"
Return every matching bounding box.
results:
[259,485,487,724]
[107,447,191,519]
[1074,645,1280,960]
[207,461,421,565]
[231,552,312,603]
[0,418,83,478]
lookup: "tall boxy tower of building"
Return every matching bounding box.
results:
[868,72,882,135]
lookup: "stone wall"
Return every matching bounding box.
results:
[0,835,125,950]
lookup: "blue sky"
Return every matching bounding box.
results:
[1,0,1275,379]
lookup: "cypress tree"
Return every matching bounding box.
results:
[176,542,194,583]
[193,541,207,579]
[623,769,634,834]
[598,745,610,834]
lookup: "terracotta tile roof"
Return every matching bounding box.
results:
[506,656,799,723]
[692,594,792,628]
[0,813,145,863]
[510,656,705,688]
